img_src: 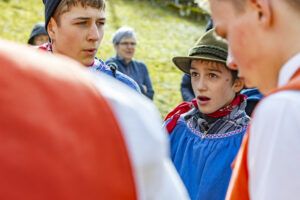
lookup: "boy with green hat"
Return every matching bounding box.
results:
[39,0,140,92]
[164,29,250,200]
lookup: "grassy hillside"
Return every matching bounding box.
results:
[0,0,205,118]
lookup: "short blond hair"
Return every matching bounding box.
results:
[53,0,105,25]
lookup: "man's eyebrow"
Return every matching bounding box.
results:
[72,17,106,20]
[72,17,90,20]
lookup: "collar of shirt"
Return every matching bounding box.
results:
[278,52,300,87]
[88,58,105,71]
[116,55,132,66]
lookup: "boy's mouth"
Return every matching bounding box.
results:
[197,96,211,105]
[83,48,97,56]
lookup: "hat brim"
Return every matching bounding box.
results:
[172,55,226,74]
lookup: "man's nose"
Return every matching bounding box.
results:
[87,24,100,41]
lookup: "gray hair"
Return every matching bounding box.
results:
[112,26,137,45]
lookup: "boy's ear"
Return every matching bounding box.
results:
[47,18,58,41]
[249,0,273,27]
[233,78,244,93]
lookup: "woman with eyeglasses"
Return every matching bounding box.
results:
[106,26,154,100]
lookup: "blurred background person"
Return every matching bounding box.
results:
[180,73,194,102]
[27,22,48,46]
[106,26,154,100]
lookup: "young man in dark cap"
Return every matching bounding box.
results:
[40,0,140,92]
[208,0,300,199]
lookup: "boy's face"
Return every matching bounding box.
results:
[190,60,242,114]
[209,0,277,94]
[48,5,105,66]
[33,34,49,46]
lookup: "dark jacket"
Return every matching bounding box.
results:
[106,56,154,100]
[240,88,263,116]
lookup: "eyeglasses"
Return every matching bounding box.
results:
[118,42,137,47]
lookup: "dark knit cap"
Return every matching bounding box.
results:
[43,0,61,32]
[28,22,48,45]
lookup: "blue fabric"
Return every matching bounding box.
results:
[88,58,140,92]
[241,88,263,116]
[168,118,247,200]
[180,74,195,102]
[105,56,154,100]
[241,88,263,101]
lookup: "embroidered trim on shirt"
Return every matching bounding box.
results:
[187,120,248,139]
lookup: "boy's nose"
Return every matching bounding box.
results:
[87,24,100,41]
[227,50,238,70]
[197,78,207,91]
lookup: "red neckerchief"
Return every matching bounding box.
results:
[164,94,247,134]
[206,94,247,118]
[38,42,52,52]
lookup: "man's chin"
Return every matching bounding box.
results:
[81,57,95,67]
[243,78,256,89]
[245,82,254,88]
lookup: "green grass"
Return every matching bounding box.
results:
[0,0,205,118]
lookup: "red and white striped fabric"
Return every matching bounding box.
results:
[0,39,189,200]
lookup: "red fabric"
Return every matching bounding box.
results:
[206,94,247,118]
[164,94,246,134]
[38,42,52,52]
[164,99,197,133]
[226,67,300,200]
[0,39,137,200]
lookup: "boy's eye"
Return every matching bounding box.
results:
[97,21,105,26]
[190,72,199,77]
[209,73,217,78]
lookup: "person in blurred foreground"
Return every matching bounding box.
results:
[209,0,300,199]
[40,0,140,92]
[164,29,249,200]
[0,38,189,200]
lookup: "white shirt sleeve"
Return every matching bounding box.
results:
[90,72,190,200]
[248,90,300,200]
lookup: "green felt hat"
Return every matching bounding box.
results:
[173,29,228,74]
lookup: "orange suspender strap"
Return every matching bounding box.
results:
[226,67,300,200]
[271,68,300,94]
[226,132,250,200]
[0,40,137,200]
